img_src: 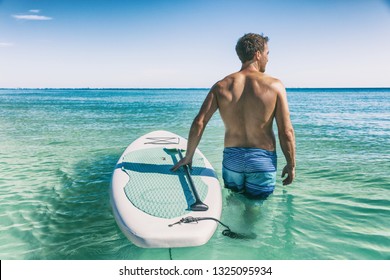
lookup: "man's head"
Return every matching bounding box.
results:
[236,33,269,70]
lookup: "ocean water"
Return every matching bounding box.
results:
[0,88,389,260]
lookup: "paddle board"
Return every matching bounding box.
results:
[110,130,222,248]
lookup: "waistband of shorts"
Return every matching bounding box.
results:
[223,147,276,156]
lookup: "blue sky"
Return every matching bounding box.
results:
[0,0,389,88]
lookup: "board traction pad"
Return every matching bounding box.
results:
[122,148,209,219]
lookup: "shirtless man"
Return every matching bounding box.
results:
[172,33,295,199]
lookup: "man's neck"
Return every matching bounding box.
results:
[240,60,260,72]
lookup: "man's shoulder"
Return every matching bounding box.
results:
[260,73,282,84]
[221,72,242,83]
[212,72,240,91]
[261,74,285,93]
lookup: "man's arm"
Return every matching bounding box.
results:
[274,81,296,185]
[171,87,219,171]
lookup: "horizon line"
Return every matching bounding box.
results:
[0,87,389,90]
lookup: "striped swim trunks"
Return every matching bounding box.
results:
[222,147,277,199]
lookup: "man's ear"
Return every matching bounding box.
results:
[254,50,262,60]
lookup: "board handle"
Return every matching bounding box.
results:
[177,149,209,211]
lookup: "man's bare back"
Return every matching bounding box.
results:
[214,69,279,151]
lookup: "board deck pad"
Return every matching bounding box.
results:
[122,147,212,219]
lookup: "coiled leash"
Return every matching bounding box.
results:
[168,216,256,240]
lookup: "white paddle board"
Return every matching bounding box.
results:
[110,130,222,248]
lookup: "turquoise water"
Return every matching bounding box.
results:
[0,88,389,260]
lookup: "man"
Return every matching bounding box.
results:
[172,33,295,199]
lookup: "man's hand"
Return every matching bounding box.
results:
[171,156,192,172]
[281,164,295,186]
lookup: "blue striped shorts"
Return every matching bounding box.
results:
[222,147,277,199]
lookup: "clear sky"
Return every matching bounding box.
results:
[0,0,389,88]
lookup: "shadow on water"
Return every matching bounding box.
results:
[34,153,164,260]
